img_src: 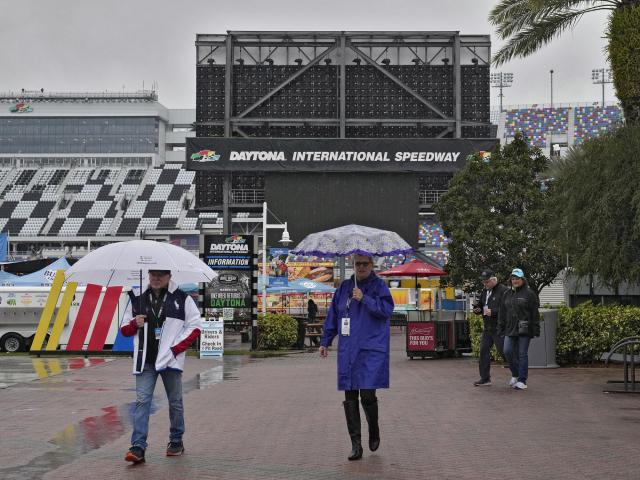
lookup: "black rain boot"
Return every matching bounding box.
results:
[361,397,380,452]
[343,400,363,460]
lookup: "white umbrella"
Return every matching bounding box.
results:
[65,240,216,286]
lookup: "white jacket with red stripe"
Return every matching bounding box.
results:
[121,281,203,374]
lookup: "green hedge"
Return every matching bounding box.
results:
[468,313,504,362]
[469,304,640,365]
[557,303,640,365]
[257,313,298,350]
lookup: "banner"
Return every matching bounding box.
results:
[0,233,7,262]
[268,248,289,287]
[259,261,334,285]
[187,138,498,173]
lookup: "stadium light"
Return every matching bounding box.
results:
[490,72,514,112]
[592,68,614,107]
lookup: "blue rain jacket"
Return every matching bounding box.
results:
[321,272,394,391]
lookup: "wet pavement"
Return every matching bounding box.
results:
[1,330,640,479]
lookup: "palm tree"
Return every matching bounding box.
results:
[490,0,640,124]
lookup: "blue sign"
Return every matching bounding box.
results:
[268,247,289,287]
[0,233,6,262]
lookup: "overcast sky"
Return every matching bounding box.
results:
[0,0,614,109]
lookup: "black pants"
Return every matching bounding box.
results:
[479,331,505,382]
[345,389,376,403]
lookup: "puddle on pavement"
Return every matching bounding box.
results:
[0,357,110,387]
[0,356,246,480]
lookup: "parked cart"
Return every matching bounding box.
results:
[406,310,471,359]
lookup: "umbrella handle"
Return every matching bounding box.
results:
[353,258,357,290]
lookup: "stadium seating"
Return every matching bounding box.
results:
[418,219,449,247]
[502,104,623,147]
[504,107,569,147]
[0,164,204,238]
[574,106,623,144]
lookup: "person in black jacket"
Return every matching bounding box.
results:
[472,269,509,386]
[497,268,540,390]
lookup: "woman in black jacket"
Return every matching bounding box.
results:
[497,268,540,390]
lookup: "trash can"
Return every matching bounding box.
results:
[528,309,559,368]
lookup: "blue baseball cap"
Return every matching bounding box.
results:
[510,268,525,278]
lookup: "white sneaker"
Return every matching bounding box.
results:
[514,381,528,390]
[508,377,518,387]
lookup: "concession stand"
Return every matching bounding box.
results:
[379,259,470,359]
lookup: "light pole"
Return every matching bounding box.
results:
[549,69,555,158]
[260,201,291,336]
[490,72,514,112]
[592,68,613,107]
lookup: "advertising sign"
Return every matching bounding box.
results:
[200,319,224,357]
[259,261,334,285]
[406,321,436,351]
[268,247,289,287]
[202,234,255,327]
[418,289,435,310]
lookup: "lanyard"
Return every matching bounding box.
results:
[148,291,167,321]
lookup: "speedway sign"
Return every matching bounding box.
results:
[187,138,497,173]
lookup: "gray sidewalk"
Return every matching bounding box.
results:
[1,329,639,479]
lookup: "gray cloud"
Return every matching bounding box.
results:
[0,0,614,109]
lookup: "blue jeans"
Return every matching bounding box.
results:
[503,335,531,383]
[131,364,184,449]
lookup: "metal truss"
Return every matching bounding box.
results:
[196,31,491,139]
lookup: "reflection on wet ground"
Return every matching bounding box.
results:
[0,355,250,480]
[0,357,110,388]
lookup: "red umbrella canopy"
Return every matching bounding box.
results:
[378,258,446,277]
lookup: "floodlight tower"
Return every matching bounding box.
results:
[490,72,514,112]
[591,68,613,107]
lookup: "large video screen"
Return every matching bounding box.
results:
[266,172,419,250]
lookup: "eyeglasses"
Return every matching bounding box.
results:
[355,262,372,267]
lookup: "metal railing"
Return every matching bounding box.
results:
[230,189,265,204]
[419,190,447,205]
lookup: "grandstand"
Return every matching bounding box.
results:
[0,161,227,254]
[496,102,623,153]
[0,91,221,258]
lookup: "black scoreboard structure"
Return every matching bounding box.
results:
[191,31,496,248]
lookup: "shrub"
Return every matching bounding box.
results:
[468,313,502,361]
[470,303,640,365]
[257,313,298,350]
[556,303,640,365]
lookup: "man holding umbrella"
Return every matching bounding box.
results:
[120,269,202,464]
[319,254,394,461]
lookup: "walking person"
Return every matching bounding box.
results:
[319,254,394,461]
[307,298,320,346]
[120,270,202,463]
[307,298,318,322]
[497,268,540,390]
[472,269,508,386]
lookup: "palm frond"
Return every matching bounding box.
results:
[491,1,616,39]
[493,7,615,65]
